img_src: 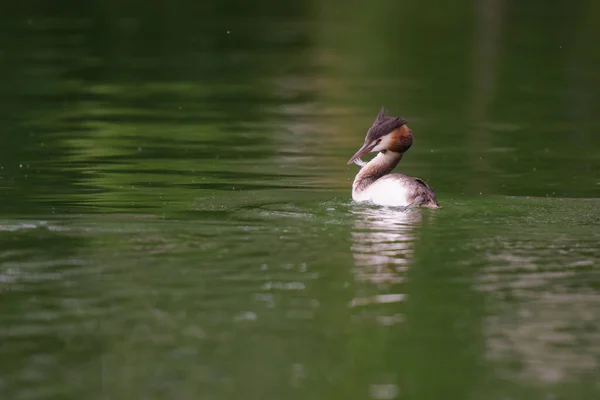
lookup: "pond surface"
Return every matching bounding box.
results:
[1,2,599,399]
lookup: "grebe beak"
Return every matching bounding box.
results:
[347,142,376,165]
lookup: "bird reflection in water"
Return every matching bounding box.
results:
[349,206,433,325]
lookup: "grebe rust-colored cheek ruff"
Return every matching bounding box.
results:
[389,126,413,154]
[347,107,439,209]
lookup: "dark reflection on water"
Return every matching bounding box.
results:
[473,202,600,397]
[1,1,600,399]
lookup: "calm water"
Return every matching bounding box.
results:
[1,1,600,399]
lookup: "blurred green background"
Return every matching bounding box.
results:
[0,1,599,399]
[1,0,598,214]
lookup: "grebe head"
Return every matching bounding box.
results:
[347,106,414,165]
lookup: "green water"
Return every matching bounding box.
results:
[1,1,600,399]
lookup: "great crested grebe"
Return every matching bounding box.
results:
[347,107,439,208]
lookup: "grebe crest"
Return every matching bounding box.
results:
[347,107,439,209]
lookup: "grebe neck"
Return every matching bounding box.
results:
[353,150,403,192]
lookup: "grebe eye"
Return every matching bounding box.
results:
[376,138,382,143]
